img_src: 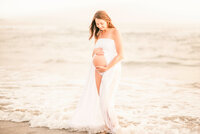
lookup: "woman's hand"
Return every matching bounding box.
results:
[96,66,108,73]
[92,48,104,57]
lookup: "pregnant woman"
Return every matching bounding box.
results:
[66,10,124,134]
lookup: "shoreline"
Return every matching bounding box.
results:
[0,120,86,134]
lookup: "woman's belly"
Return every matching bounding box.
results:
[93,54,107,67]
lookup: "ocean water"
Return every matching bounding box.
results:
[0,22,200,134]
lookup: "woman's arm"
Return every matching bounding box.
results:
[92,48,104,57]
[106,29,124,70]
[96,29,124,72]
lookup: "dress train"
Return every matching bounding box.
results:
[66,39,123,134]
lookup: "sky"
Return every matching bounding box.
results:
[0,0,200,24]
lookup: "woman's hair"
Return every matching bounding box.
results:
[89,10,115,40]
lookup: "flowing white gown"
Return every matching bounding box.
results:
[66,38,122,134]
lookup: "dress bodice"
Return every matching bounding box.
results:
[94,38,117,56]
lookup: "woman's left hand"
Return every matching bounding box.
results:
[96,66,108,73]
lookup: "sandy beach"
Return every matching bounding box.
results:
[0,120,86,134]
[1,0,200,133]
[0,22,200,134]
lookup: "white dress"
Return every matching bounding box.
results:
[66,38,122,134]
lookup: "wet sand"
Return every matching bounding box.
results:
[0,23,200,134]
[0,120,86,134]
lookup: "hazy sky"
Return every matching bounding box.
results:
[1,0,200,24]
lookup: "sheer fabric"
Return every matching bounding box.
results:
[66,38,122,134]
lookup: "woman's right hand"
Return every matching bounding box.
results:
[93,48,104,56]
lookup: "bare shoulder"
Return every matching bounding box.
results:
[112,27,119,32]
[110,27,118,33]
[111,28,121,40]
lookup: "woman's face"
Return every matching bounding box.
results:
[95,18,108,31]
